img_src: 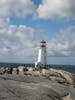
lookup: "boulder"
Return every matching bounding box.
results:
[18,66,25,75]
[27,67,34,71]
[0,67,6,74]
[41,68,73,85]
[12,68,18,75]
[49,68,73,85]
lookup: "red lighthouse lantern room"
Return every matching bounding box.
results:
[40,40,46,48]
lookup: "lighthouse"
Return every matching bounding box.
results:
[35,40,46,68]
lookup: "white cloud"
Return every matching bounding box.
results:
[0,18,10,27]
[47,26,75,57]
[0,0,35,18]
[0,0,75,64]
[0,23,75,64]
[37,0,75,19]
[0,24,37,61]
[0,0,38,63]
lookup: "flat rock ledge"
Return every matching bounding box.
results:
[0,67,73,100]
[0,74,70,100]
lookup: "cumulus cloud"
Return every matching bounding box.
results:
[0,23,75,63]
[0,0,38,63]
[0,24,37,60]
[0,0,75,64]
[37,0,75,19]
[0,18,10,27]
[0,0,35,18]
[47,26,75,57]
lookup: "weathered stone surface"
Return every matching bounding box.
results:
[27,67,34,71]
[70,86,75,100]
[0,67,6,74]
[18,66,25,75]
[0,74,71,100]
[0,66,73,86]
[26,70,42,76]
[12,68,18,75]
[41,68,73,85]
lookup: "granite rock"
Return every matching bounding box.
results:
[41,68,73,85]
[0,75,71,100]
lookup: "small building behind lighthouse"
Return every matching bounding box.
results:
[35,40,47,68]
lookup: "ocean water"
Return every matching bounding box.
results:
[0,62,75,73]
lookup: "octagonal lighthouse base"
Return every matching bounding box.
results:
[35,40,46,68]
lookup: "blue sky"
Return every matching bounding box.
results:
[0,0,75,65]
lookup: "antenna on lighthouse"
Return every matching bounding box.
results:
[35,40,47,68]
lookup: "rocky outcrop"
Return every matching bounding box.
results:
[12,68,18,75]
[41,68,73,85]
[18,66,25,75]
[0,67,6,74]
[0,66,73,86]
[0,74,71,100]
[0,66,73,100]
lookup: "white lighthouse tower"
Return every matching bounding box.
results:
[35,40,46,68]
